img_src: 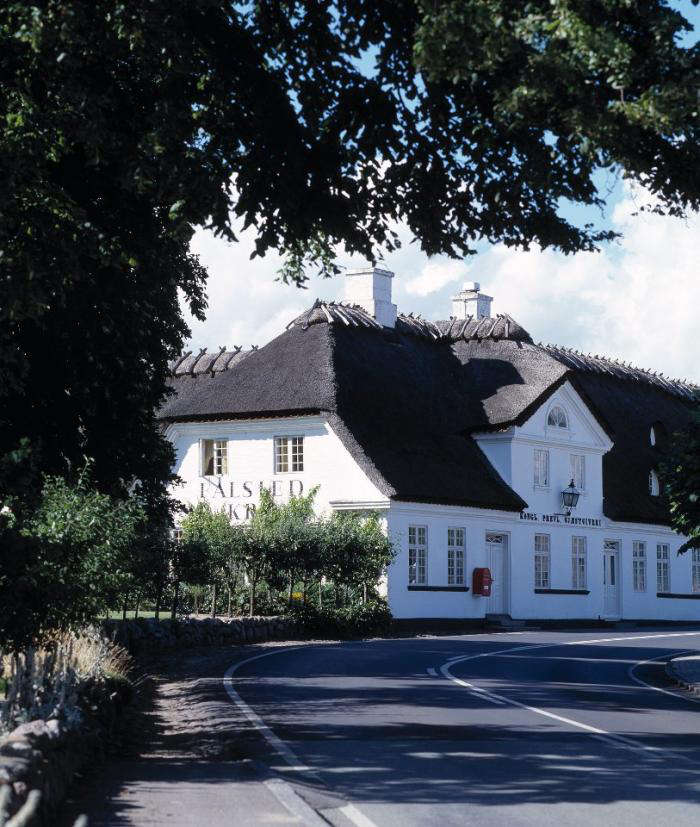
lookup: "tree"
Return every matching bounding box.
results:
[180,502,241,616]
[0,467,144,648]
[662,410,700,555]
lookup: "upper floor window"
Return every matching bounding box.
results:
[534,448,550,488]
[570,454,586,490]
[650,421,667,448]
[202,439,228,476]
[274,436,304,473]
[650,426,656,447]
[648,469,660,497]
[547,406,568,429]
[447,528,466,585]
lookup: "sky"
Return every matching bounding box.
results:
[184,3,700,385]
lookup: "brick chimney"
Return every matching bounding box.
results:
[452,281,492,320]
[344,266,397,328]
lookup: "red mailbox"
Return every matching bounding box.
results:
[472,567,493,596]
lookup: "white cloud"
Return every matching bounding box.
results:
[184,186,699,382]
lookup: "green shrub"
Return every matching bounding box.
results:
[287,599,392,640]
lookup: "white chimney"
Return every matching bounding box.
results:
[344,266,397,328]
[452,281,492,320]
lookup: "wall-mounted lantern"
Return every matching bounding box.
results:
[561,479,581,516]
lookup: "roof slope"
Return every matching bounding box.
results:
[161,300,697,523]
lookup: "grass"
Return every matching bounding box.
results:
[107,610,160,620]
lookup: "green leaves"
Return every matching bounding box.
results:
[661,410,700,555]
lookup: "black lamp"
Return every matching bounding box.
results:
[561,479,580,515]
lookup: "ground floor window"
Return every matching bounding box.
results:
[534,534,550,589]
[632,541,646,592]
[572,536,587,589]
[657,543,670,592]
[692,550,700,594]
[447,528,466,585]
[408,526,427,585]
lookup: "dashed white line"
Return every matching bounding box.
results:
[437,630,700,764]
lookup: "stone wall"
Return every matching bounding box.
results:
[101,615,299,655]
[0,678,129,826]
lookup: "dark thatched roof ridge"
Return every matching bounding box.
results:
[160,300,698,524]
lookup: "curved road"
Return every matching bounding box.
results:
[226,629,700,826]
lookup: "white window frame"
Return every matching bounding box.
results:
[547,405,568,429]
[632,541,647,592]
[534,448,550,488]
[201,439,228,476]
[649,469,660,497]
[570,454,586,491]
[572,536,587,589]
[656,543,670,593]
[693,550,700,594]
[408,525,427,585]
[274,435,304,474]
[534,534,551,590]
[447,527,466,586]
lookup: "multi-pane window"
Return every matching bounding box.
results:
[572,536,587,589]
[202,439,228,476]
[408,526,427,585]
[534,534,551,589]
[274,436,304,473]
[447,528,466,585]
[632,541,647,592]
[649,469,660,496]
[657,543,670,592]
[693,550,700,594]
[547,406,568,428]
[534,449,550,487]
[570,454,586,490]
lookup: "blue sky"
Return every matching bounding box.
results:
[185,4,700,383]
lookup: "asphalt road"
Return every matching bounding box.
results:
[227,629,700,826]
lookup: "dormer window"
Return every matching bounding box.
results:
[547,406,568,428]
[650,426,656,447]
[648,469,660,497]
[650,421,667,448]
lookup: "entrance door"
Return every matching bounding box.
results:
[486,533,508,614]
[603,541,621,617]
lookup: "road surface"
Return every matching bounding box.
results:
[226,629,700,826]
[66,628,700,825]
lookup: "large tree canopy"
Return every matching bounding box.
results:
[1,0,698,507]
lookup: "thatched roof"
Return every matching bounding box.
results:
[161,301,697,523]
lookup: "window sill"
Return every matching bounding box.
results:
[408,585,470,592]
[534,588,590,595]
[657,592,700,600]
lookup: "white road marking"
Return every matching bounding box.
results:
[426,667,437,676]
[263,778,328,825]
[628,650,700,705]
[438,630,700,764]
[224,647,379,827]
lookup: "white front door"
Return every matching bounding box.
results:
[486,533,508,614]
[603,541,621,617]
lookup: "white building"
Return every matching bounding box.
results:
[160,268,700,622]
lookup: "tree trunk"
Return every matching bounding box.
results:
[249,572,258,617]
[193,589,198,616]
[122,601,127,621]
[288,574,294,606]
[318,579,323,609]
[171,581,180,621]
[135,598,140,619]
[302,579,307,605]
[227,586,232,618]
[155,587,161,621]
[211,582,217,618]
[334,583,340,608]
[363,583,367,604]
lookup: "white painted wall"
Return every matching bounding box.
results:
[166,415,387,520]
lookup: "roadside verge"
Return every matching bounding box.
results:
[666,655,700,695]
